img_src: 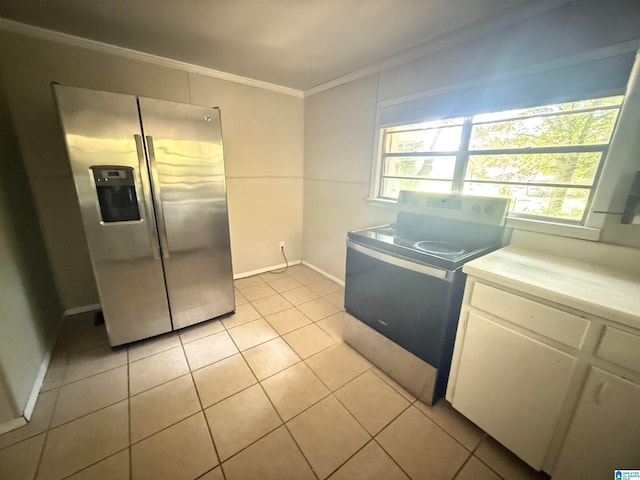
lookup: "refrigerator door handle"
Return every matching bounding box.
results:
[134,134,161,260]
[145,135,170,259]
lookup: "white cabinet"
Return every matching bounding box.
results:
[553,368,640,480]
[448,246,640,477]
[447,272,640,478]
[451,312,576,469]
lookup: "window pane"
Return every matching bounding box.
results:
[383,156,456,179]
[472,96,623,123]
[465,152,601,185]
[463,182,589,221]
[381,178,452,199]
[386,117,464,132]
[386,126,463,153]
[470,109,619,150]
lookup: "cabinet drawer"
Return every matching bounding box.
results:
[596,327,640,375]
[470,282,589,349]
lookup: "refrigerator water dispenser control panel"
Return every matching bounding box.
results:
[91,165,141,223]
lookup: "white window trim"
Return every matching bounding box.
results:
[368,44,640,242]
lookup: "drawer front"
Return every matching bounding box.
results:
[470,282,590,349]
[596,327,640,375]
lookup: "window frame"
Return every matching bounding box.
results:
[366,92,640,241]
[377,101,621,225]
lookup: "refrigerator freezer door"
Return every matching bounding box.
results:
[138,98,235,329]
[54,86,173,345]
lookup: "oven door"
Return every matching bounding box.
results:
[345,239,464,368]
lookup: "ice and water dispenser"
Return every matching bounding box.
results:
[91,166,141,223]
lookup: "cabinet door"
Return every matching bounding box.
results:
[451,312,576,469]
[552,368,640,479]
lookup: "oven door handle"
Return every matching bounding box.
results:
[347,239,455,282]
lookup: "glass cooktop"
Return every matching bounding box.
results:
[347,215,504,271]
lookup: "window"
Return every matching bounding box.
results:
[378,95,624,224]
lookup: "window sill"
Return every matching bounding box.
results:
[366,197,602,241]
[505,217,601,241]
[366,197,399,209]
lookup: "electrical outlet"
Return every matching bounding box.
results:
[279,241,285,250]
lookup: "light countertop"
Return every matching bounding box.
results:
[463,246,640,330]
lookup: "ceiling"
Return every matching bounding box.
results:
[0,0,539,91]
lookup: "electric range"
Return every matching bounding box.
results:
[344,190,509,404]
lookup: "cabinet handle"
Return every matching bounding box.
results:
[595,381,609,405]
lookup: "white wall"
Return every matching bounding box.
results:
[0,379,16,425]
[303,0,640,281]
[0,77,61,422]
[303,73,396,277]
[188,74,304,274]
[0,30,304,310]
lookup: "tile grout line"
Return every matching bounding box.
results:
[59,344,128,388]
[0,384,63,451]
[38,356,69,395]
[282,349,374,478]
[17,318,331,422]
[243,353,321,480]
[371,437,415,480]
[11,269,341,478]
[127,408,202,449]
[36,339,454,479]
[227,286,342,338]
[467,436,512,480]
[36,274,517,480]
[214,326,288,476]
[178,333,227,480]
[411,399,485,455]
[127,345,132,480]
[268,357,410,480]
[450,451,474,480]
[367,367,418,403]
[206,305,343,478]
[370,399,427,480]
[31,355,66,479]
[328,369,416,479]
[59,448,129,479]
[42,364,188,435]
[47,369,130,431]
[44,347,132,478]
[57,361,127,390]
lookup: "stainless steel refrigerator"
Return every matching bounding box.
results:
[54,85,235,346]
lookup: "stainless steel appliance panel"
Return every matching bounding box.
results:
[54,85,172,345]
[138,98,234,329]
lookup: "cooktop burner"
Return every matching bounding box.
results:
[348,217,504,270]
[414,241,466,256]
[347,191,509,270]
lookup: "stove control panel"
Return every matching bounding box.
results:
[397,191,509,226]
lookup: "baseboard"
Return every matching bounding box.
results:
[23,309,67,421]
[23,351,50,421]
[301,261,345,287]
[233,260,302,279]
[0,416,27,435]
[63,303,101,317]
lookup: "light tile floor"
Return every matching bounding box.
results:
[0,264,550,480]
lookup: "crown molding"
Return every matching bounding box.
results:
[0,0,572,99]
[303,0,573,97]
[0,17,304,98]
